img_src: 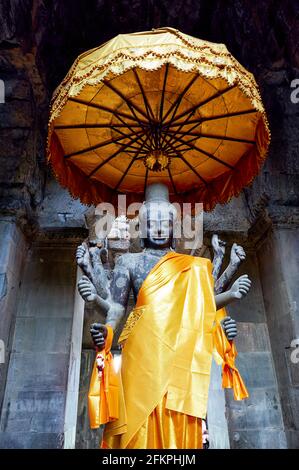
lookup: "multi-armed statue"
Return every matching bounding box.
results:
[76,183,251,449]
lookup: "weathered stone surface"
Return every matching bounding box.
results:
[258,228,299,448]
[231,429,287,449]
[234,323,271,353]
[0,391,65,433]
[226,388,284,430]
[0,220,27,415]
[0,431,64,449]
[235,352,277,389]
[0,243,77,448]
[13,317,72,353]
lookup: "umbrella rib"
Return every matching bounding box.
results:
[160,74,199,148]
[133,69,155,123]
[144,167,149,195]
[199,108,257,123]
[161,136,207,186]
[162,102,203,148]
[68,97,147,125]
[177,154,208,186]
[167,130,256,145]
[167,108,256,128]
[163,84,237,127]
[103,80,149,124]
[162,74,199,124]
[88,133,145,178]
[110,124,151,152]
[168,167,178,195]
[54,123,143,130]
[164,133,235,170]
[159,63,169,123]
[109,113,151,152]
[65,130,144,158]
[114,136,149,191]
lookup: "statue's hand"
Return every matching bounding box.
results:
[76,242,91,274]
[221,316,237,341]
[212,234,226,257]
[230,274,251,299]
[90,323,108,350]
[230,243,246,266]
[78,275,97,302]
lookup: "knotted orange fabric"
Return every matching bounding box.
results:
[213,318,249,400]
[88,325,119,428]
[88,251,248,448]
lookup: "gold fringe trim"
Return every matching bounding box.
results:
[118,306,145,346]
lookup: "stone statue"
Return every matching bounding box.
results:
[77,183,250,346]
[76,183,251,449]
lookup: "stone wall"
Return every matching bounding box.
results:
[0,219,27,415]
[0,241,78,448]
[258,227,299,448]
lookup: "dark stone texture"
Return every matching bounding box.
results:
[226,388,284,431]
[0,431,64,449]
[234,323,271,353]
[235,352,277,389]
[6,352,70,392]
[231,430,287,449]
[0,391,65,433]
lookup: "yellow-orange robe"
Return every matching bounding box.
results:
[89,251,248,449]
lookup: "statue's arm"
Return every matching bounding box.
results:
[214,273,251,341]
[105,255,131,331]
[211,234,226,280]
[214,243,246,294]
[89,255,131,349]
[215,274,251,310]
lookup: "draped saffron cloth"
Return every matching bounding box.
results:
[88,251,249,449]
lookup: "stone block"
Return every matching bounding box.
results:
[231,429,287,449]
[226,388,284,430]
[0,431,64,449]
[235,352,277,389]
[6,352,69,392]
[76,391,102,449]
[285,430,299,449]
[18,285,75,318]
[234,322,271,352]
[0,391,65,433]
[13,317,72,353]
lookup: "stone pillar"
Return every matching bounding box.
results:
[0,219,27,415]
[257,227,299,448]
[225,250,287,448]
[64,267,85,448]
[0,241,77,448]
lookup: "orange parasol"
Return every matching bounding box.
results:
[47,27,270,210]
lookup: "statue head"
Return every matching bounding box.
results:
[139,183,177,250]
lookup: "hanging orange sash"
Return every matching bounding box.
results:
[212,317,249,400]
[88,325,119,428]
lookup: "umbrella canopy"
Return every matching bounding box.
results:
[48,27,270,210]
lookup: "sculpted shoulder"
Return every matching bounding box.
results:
[114,252,141,271]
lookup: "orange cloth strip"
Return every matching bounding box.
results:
[88,325,119,428]
[213,318,249,400]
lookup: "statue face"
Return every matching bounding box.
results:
[142,202,174,249]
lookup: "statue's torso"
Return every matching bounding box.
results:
[119,249,171,301]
